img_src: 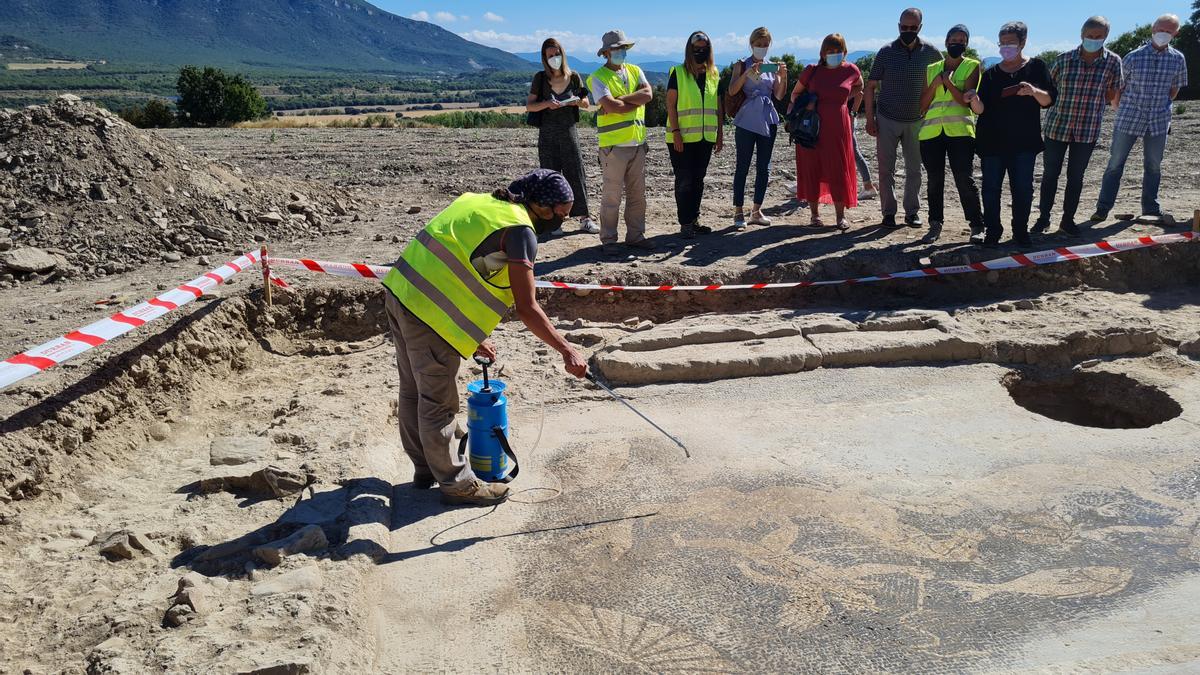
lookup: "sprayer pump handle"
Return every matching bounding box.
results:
[474,356,493,366]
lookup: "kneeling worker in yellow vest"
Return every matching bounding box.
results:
[381,170,588,506]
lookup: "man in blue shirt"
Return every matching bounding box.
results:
[1092,14,1188,222]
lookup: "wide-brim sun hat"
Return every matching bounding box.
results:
[597,29,636,57]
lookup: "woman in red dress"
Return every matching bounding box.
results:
[789,34,863,230]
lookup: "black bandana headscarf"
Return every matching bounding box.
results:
[507,169,574,206]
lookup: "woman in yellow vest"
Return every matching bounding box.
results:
[381,170,588,507]
[666,31,724,238]
[918,24,985,243]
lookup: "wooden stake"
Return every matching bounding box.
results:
[1193,209,1199,234]
[261,245,272,307]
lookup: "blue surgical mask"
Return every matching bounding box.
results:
[609,49,627,66]
[825,53,844,67]
[999,45,1021,61]
[1082,38,1105,53]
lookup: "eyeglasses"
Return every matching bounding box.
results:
[689,32,710,45]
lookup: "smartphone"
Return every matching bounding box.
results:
[558,95,579,105]
[760,63,779,74]
[1001,84,1023,98]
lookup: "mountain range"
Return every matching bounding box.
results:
[0,0,530,74]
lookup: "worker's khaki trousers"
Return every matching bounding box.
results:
[383,291,472,488]
[598,143,648,245]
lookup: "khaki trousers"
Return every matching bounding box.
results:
[383,291,472,487]
[598,143,648,244]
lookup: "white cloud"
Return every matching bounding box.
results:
[483,12,505,23]
[434,11,459,23]
[411,10,429,21]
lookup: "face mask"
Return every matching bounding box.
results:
[1081,38,1104,53]
[533,209,565,235]
[609,49,626,66]
[899,31,919,46]
[1152,32,1172,47]
[693,47,710,63]
[752,46,769,60]
[825,53,844,67]
[999,45,1021,61]
[946,43,967,58]
[547,55,563,69]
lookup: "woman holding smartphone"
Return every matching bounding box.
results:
[728,27,787,230]
[526,38,599,235]
[973,21,1056,249]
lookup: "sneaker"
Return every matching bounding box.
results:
[440,478,510,506]
[905,214,923,228]
[882,214,900,228]
[1031,217,1051,235]
[733,211,746,231]
[747,211,772,226]
[413,472,436,490]
[626,238,655,250]
[579,217,600,234]
[969,231,986,244]
[551,226,566,236]
[681,223,696,239]
[1059,221,1081,237]
[692,221,713,235]
[859,188,879,201]
[1088,210,1108,223]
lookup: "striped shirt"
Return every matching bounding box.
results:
[1114,42,1188,137]
[868,38,943,123]
[1044,47,1123,144]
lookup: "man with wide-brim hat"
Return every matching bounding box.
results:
[596,29,636,57]
[588,30,654,257]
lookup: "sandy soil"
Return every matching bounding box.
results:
[1,119,1199,672]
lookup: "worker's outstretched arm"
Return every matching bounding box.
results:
[509,263,588,377]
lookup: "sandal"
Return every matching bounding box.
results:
[834,220,849,231]
[809,216,825,228]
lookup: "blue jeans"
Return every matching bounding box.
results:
[981,152,1037,241]
[1096,130,1168,216]
[1038,138,1095,225]
[733,124,777,208]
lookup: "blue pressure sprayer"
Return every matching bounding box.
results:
[459,356,519,483]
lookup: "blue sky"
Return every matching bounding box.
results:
[375,1,1191,59]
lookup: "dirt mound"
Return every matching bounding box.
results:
[0,95,358,285]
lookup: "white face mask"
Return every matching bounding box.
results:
[547,55,563,69]
[752,46,769,60]
[1152,31,1173,47]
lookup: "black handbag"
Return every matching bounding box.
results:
[526,71,545,128]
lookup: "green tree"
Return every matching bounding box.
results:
[1034,49,1062,64]
[963,47,981,61]
[1179,0,1200,99]
[176,65,267,126]
[1109,24,1152,57]
[645,85,668,128]
[855,53,875,79]
[141,99,175,128]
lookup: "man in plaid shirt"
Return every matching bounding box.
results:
[1093,13,1189,222]
[1035,16,1123,236]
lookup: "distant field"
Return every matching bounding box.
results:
[5,62,88,71]
[241,105,530,128]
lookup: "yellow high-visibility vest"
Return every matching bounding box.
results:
[588,63,648,147]
[665,64,719,144]
[382,193,532,358]
[920,58,980,140]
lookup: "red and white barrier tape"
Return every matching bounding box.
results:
[0,251,259,391]
[265,231,1196,291]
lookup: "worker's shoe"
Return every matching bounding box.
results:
[440,478,510,507]
[412,472,436,490]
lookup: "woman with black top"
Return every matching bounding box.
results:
[526,38,599,235]
[971,21,1057,248]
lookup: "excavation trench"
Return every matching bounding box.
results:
[1,275,1198,671]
